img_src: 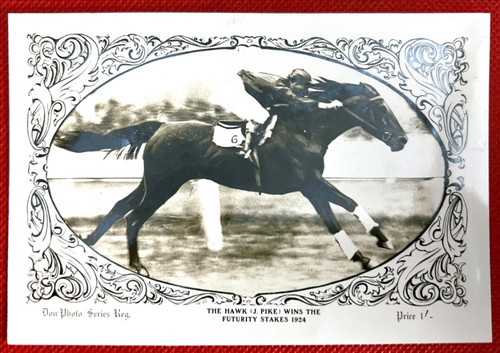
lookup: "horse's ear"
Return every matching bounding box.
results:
[360,82,379,97]
[316,76,328,84]
[310,76,327,89]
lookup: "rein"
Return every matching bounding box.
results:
[340,94,381,133]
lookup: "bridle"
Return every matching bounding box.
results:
[340,94,389,140]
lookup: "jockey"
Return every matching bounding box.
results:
[237,68,343,158]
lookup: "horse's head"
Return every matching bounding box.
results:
[343,83,408,152]
[310,79,408,152]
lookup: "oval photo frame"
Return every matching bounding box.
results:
[28,34,468,306]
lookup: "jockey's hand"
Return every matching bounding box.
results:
[319,100,343,110]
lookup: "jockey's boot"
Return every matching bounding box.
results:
[238,131,255,159]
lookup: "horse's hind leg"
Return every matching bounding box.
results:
[125,178,184,276]
[301,190,376,270]
[311,176,393,250]
[84,180,145,246]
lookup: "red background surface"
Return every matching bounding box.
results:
[1,0,497,351]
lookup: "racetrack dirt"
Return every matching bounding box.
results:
[51,178,444,296]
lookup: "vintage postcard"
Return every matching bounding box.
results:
[8,13,491,344]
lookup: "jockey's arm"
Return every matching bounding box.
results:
[274,86,343,112]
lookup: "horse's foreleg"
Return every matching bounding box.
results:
[352,205,392,249]
[301,191,375,270]
[312,176,393,250]
[84,181,145,246]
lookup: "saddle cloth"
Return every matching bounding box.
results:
[212,120,246,148]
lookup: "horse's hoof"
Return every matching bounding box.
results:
[352,251,375,270]
[377,240,394,250]
[370,227,393,249]
[363,259,379,270]
[82,237,96,246]
[131,263,150,277]
[370,226,387,240]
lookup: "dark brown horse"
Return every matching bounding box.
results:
[54,80,408,275]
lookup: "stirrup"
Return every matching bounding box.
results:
[237,149,252,159]
[243,150,252,159]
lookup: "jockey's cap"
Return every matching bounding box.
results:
[288,68,312,84]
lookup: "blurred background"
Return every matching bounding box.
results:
[47,49,445,296]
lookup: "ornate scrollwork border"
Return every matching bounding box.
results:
[26,33,469,306]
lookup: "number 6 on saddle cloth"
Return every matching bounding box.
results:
[212,120,263,190]
[212,120,246,148]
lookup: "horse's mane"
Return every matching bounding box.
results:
[308,77,378,103]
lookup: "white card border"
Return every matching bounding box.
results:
[7,13,491,345]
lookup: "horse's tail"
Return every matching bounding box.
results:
[53,121,163,160]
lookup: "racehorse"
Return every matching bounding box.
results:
[54,79,408,276]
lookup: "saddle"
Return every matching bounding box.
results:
[211,120,262,192]
[212,120,246,148]
[212,120,269,149]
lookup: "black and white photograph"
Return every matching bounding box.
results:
[7,13,491,345]
[47,50,443,295]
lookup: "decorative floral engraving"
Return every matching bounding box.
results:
[399,39,468,167]
[395,186,468,306]
[259,267,399,306]
[26,34,469,306]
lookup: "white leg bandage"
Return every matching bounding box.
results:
[353,206,379,232]
[334,230,358,260]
